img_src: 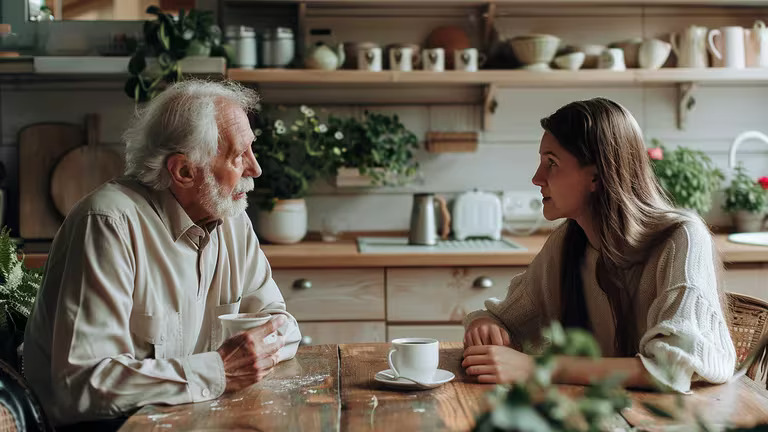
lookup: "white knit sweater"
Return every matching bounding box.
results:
[465,219,736,392]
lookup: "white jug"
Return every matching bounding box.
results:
[671,25,709,68]
[708,26,746,69]
[745,20,768,68]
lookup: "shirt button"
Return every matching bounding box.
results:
[202,388,211,398]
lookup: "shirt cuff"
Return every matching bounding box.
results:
[637,352,695,394]
[182,351,226,402]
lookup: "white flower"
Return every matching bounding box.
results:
[300,105,310,114]
[276,126,286,135]
[291,125,298,131]
[317,124,328,133]
[305,108,315,117]
[333,147,341,155]
[296,120,304,126]
[274,119,284,129]
[253,128,262,137]
[334,131,344,140]
[254,103,262,112]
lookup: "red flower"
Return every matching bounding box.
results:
[647,147,663,161]
[758,176,768,190]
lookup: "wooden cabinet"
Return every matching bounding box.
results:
[386,267,524,322]
[272,268,385,321]
[298,321,386,346]
[387,324,465,342]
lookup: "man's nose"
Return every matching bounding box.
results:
[244,148,261,178]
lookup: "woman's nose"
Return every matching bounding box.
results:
[532,166,545,187]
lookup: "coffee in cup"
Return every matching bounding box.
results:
[387,337,439,382]
[218,312,285,343]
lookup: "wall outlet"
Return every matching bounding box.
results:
[501,191,543,222]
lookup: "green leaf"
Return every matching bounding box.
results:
[127,51,146,75]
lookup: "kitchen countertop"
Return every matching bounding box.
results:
[22,233,768,269]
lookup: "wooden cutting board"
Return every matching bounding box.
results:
[18,122,82,239]
[49,114,124,217]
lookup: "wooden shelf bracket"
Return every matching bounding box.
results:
[677,81,697,130]
[483,83,498,131]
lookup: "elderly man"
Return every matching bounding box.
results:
[24,80,301,429]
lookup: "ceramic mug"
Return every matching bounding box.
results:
[638,39,672,69]
[389,46,418,71]
[358,47,383,71]
[745,20,768,68]
[708,26,746,69]
[218,312,284,343]
[422,48,445,72]
[598,48,626,70]
[387,337,439,382]
[454,48,485,72]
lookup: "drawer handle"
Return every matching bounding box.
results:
[300,335,313,346]
[472,276,493,289]
[292,278,312,290]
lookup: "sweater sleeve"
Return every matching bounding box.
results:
[637,221,736,393]
[463,223,567,348]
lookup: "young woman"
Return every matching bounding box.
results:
[462,98,735,392]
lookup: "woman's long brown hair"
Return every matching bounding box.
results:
[540,98,726,356]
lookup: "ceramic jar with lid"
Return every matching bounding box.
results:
[226,25,257,69]
[261,27,295,68]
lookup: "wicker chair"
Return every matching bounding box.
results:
[0,359,52,432]
[726,292,768,385]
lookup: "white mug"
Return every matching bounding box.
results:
[422,48,445,72]
[218,312,284,343]
[745,20,768,68]
[358,47,382,71]
[454,48,485,72]
[638,39,672,70]
[387,337,439,382]
[708,26,746,69]
[598,47,626,70]
[389,46,416,71]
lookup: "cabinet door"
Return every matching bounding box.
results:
[724,264,768,302]
[387,325,464,343]
[298,321,386,346]
[386,267,525,322]
[273,268,385,321]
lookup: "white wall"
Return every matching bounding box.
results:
[3,4,768,237]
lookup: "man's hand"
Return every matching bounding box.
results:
[217,315,287,393]
[462,345,534,384]
[463,317,511,347]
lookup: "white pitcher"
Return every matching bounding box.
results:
[708,26,746,69]
[671,25,709,68]
[745,20,768,68]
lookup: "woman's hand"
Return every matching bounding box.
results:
[462,345,534,384]
[464,317,511,347]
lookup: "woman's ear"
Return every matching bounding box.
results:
[590,166,599,192]
[166,153,196,189]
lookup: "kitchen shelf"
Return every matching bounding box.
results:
[229,68,768,130]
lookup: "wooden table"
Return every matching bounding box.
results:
[120,343,768,431]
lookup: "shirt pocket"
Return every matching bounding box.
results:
[212,300,241,349]
[130,311,183,359]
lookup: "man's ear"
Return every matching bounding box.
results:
[167,153,196,189]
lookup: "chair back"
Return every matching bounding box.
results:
[727,292,768,383]
[0,359,52,432]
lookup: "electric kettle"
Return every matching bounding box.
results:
[408,193,451,245]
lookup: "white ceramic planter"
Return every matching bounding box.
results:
[256,199,307,244]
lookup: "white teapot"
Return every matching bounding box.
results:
[304,42,345,70]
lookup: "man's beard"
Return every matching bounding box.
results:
[199,168,255,219]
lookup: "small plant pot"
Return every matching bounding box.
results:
[256,199,307,244]
[731,210,767,233]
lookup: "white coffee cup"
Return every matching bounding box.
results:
[387,337,439,382]
[708,26,746,69]
[422,48,445,72]
[598,47,626,70]
[389,46,416,71]
[358,47,382,71]
[638,39,672,69]
[454,48,485,72]
[218,312,283,343]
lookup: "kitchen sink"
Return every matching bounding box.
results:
[727,232,768,247]
[356,236,527,254]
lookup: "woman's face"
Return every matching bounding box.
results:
[531,132,597,221]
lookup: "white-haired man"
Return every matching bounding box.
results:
[24,80,301,429]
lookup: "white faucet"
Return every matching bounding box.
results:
[729,131,768,169]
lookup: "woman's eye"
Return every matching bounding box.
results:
[547,159,556,167]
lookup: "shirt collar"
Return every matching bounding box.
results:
[146,185,222,242]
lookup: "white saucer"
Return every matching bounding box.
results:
[374,369,455,390]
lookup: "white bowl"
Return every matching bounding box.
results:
[554,52,585,70]
[509,34,561,70]
[570,44,605,68]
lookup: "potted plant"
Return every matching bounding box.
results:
[329,111,420,187]
[647,140,724,216]
[250,105,346,244]
[0,228,43,371]
[125,6,224,103]
[723,164,768,232]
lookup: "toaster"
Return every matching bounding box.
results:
[452,189,503,240]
